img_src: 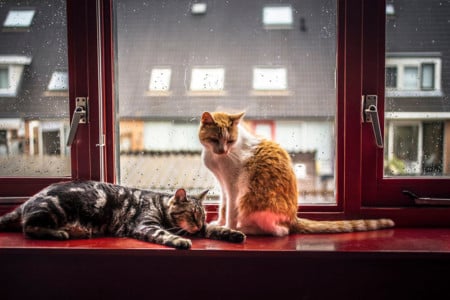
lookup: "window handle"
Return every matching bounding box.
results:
[362,95,383,148]
[403,190,450,206]
[67,97,88,146]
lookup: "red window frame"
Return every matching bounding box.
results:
[0,0,115,199]
[358,0,450,226]
[1,0,449,227]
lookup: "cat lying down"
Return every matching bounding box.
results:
[0,180,245,249]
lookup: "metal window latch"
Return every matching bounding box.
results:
[403,190,450,206]
[362,95,383,148]
[67,97,88,146]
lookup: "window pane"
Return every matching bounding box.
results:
[3,9,35,28]
[47,71,68,91]
[0,1,70,176]
[403,66,418,89]
[149,68,171,92]
[253,68,287,90]
[115,0,337,205]
[263,6,294,29]
[190,68,224,91]
[421,63,435,90]
[385,66,397,89]
[385,0,449,177]
[0,68,8,89]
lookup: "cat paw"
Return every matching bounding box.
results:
[228,230,246,243]
[170,237,192,250]
[53,230,70,240]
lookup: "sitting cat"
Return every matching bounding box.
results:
[0,180,245,249]
[199,111,394,236]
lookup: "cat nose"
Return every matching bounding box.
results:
[216,147,227,154]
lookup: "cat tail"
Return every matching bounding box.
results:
[290,217,394,234]
[0,206,23,232]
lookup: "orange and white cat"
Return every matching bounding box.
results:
[199,111,394,236]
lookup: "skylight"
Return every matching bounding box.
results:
[263,6,293,29]
[191,3,207,15]
[149,68,172,91]
[3,9,35,28]
[190,68,224,91]
[47,71,68,91]
[386,4,395,16]
[253,68,287,90]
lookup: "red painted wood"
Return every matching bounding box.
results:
[101,0,117,184]
[342,0,364,216]
[2,228,450,253]
[2,230,450,299]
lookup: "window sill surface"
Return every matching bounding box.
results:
[1,228,450,254]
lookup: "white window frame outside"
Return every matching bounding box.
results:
[3,9,36,28]
[386,120,423,175]
[0,56,32,97]
[385,56,442,97]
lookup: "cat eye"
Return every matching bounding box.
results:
[208,138,219,144]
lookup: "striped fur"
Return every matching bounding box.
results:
[199,111,395,236]
[292,218,395,234]
[0,181,245,249]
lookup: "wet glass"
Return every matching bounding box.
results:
[115,0,337,204]
[0,1,70,176]
[385,0,449,177]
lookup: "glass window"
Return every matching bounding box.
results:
[403,66,419,90]
[0,56,32,96]
[3,9,35,28]
[0,67,8,89]
[421,63,435,90]
[115,0,337,205]
[386,4,395,16]
[0,2,69,176]
[385,66,397,89]
[191,3,207,15]
[263,5,293,29]
[385,0,449,179]
[47,71,68,91]
[253,67,287,91]
[149,68,172,92]
[190,68,225,91]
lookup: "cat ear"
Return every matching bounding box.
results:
[174,188,187,203]
[201,112,215,125]
[197,190,209,203]
[230,112,245,125]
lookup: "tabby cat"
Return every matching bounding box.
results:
[0,180,245,249]
[199,111,394,236]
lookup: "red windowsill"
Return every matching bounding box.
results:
[1,228,450,254]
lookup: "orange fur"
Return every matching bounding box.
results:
[199,111,395,236]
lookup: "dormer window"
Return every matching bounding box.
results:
[0,55,32,97]
[3,9,35,28]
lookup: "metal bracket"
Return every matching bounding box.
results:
[66,97,88,146]
[362,95,383,148]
